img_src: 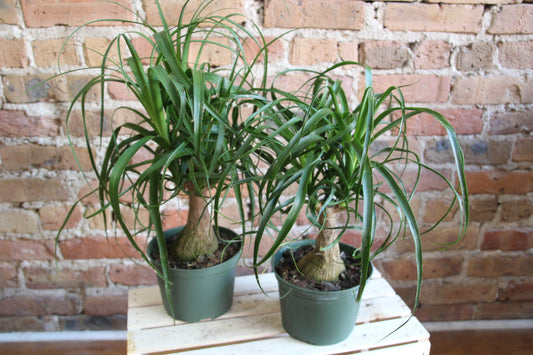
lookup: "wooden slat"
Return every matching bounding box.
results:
[127,271,429,355]
[128,291,280,331]
[358,341,431,355]
[127,278,401,331]
[165,317,429,355]
[128,313,283,355]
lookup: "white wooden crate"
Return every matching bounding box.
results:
[127,270,430,354]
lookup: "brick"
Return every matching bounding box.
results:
[63,110,114,138]
[24,266,107,289]
[264,0,365,30]
[241,232,275,259]
[0,291,80,316]
[423,198,458,223]
[21,0,133,27]
[161,209,189,231]
[0,316,55,332]
[189,38,233,67]
[475,301,533,319]
[513,137,533,162]
[392,224,479,252]
[64,108,142,138]
[523,76,533,105]
[59,236,145,259]
[467,255,533,277]
[109,263,157,286]
[0,0,20,25]
[0,262,18,288]
[0,210,39,234]
[501,199,533,222]
[405,108,483,136]
[83,289,128,316]
[482,229,533,251]
[0,239,55,261]
[360,41,409,70]
[499,281,533,302]
[384,4,483,33]
[32,38,79,67]
[58,314,126,331]
[372,75,451,103]
[456,42,496,71]
[463,170,533,195]
[108,81,137,101]
[377,167,451,194]
[0,110,59,137]
[499,41,533,69]
[379,257,462,281]
[425,138,511,165]
[0,178,70,203]
[85,206,149,232]
[414,41,452,69]
[452,76,528,105]
[242,36,287,64]
[0,39,28,68]
[426,0,517,3]
[83,37,126,68]
[39,204,83,230]
[470,197,498,222]
[488,5,533,34]
[337,41,358,62]
[289,36,337,66]
[462,139,511,165]
[144,0,244,27]
[4,74,100,104]
[413,303,474,322]
[0,145,92,171]
[420,280,498,305]
[265,71,326,97]
[489,111,533,135]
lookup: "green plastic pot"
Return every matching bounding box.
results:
[273,239,372,345]
[148,226,242,322]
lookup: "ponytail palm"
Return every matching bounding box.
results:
[59,0,274,310]
[252,63,469,311]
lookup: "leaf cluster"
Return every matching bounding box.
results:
[249,63,469,309]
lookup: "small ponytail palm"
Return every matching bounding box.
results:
[58,0,275,311]
[251,63,469,310]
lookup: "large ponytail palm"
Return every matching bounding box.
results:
[59,0,275,312]
[251,63,469,311]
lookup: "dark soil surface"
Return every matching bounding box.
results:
[151,229,241,270]
[275,243,363,292]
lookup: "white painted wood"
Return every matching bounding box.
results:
[353,340,431,355]
[163,317,429,355]
[127,291,280,331]
[127,272,429,355]
[357,294,412,323]
[128,313,284,355]
[127,286,161,308]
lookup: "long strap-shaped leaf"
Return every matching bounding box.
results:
[373,161,422,312]
[108,136,155,267]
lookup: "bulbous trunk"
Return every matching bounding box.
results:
[297,206,346,282]
[172,188,218,261]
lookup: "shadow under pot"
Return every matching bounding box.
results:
[272,239,373,345]
[147,226,242,322]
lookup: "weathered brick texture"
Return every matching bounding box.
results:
[384,4,484,33]
[0,0,531,331]
[21,0,134,27]
[264,0,365,30]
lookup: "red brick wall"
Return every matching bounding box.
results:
[0,0,531,331]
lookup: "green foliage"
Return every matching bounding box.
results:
[56,0,278,316]
[249,63,469,311]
